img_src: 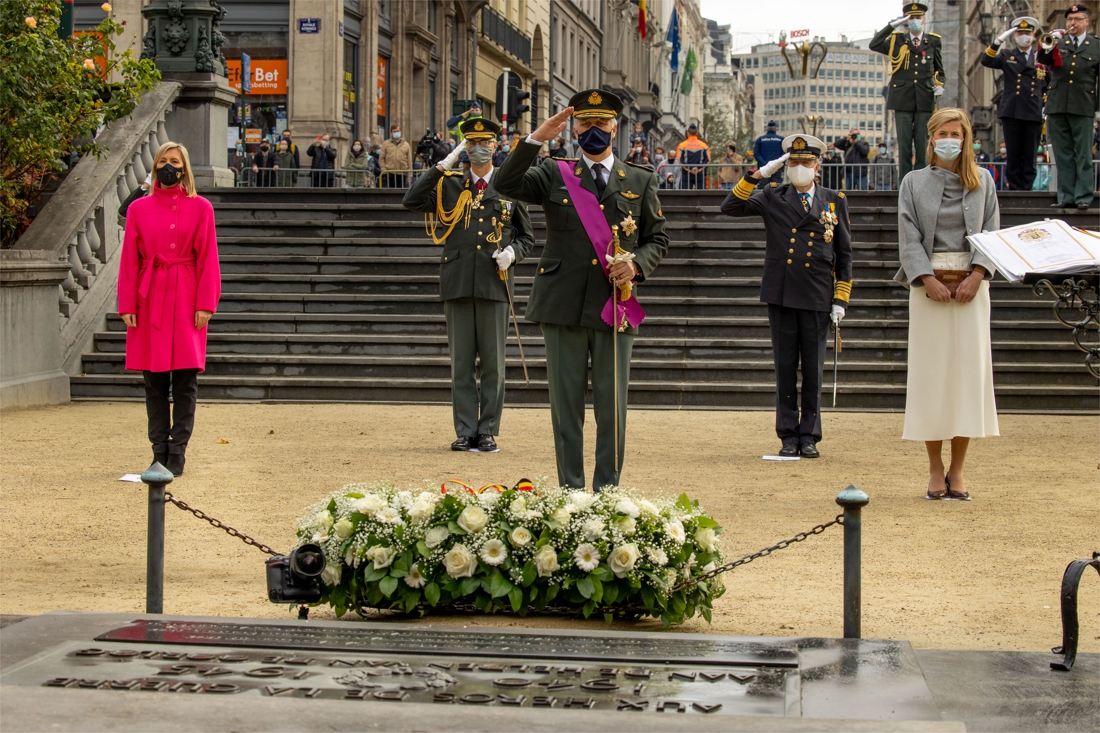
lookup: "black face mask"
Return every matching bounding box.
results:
[260,146,269,152]
[157,163,182,187]
[577,126,613,155]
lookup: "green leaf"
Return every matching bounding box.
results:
[424,582,441,606]
[602,582,619,606]
[490,572,513,599]
[460,577,481,596]
[545,584,560,604]
[447,520,467,536]
[576,577,594,599]
[508,587,524,613]
[694,516,719,529]
[404,589,422,613]
[343,492,365,499]
[378,575,399,598]
[364,565,388,582]
[589,576,603,604]
[390,559,409,577]
[701,605,713,623]
[676,493,692,512]
[521,561,537,587]
[603,612,615,626]
[592,565,614,582]
[640,586,655,610]
[416,540,430,557]
[582,599,596,618]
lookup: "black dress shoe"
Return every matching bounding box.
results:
[800,441,820,459]
[451,436,476,451]
[166,452,186,476]
[1077,202,1092,210]
[1050,200,1069,208]
[151,451,168,470]
[477,434,499,453]
[778,442,799,457]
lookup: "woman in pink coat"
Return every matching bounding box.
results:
[118,142,221,477]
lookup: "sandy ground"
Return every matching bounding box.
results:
[1,401,1096,653]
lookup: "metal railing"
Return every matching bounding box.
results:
[232,168,427,189]
[480,6,531,65]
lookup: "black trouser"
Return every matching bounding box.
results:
[680,169,705,189]
[143,369,199,455]
[382,173,407,189]
[767,305,830,444]
[1001,117,1042,191]
[311,170,335,187]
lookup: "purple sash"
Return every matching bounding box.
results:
[556,159,646,329]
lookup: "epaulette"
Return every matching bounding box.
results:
[559,157,580,162]
[625,161,654,171]
[928,33,941,38]
[441,169,462,176]
[769,182,779,188]
[838,191,846,198]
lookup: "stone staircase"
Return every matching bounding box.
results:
[70,188,1099,412]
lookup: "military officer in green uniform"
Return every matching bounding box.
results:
[1037,4,1099,210]
[870,2,945,181]
[402,117,534,452]
[494,89,669,490]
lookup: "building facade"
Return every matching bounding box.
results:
[703,19,751,150]
[549,0,603,146]
[654,0,705,152]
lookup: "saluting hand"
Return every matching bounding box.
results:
[753,153,789,179]
[531,107,573,144]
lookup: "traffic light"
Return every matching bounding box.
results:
[509,86,531,121]
[495,69,531,127]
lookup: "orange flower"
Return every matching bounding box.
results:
[101,2,112,11]
[24,16,37,29]
[83,59,96,71]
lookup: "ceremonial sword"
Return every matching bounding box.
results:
[832,320,841,408]
[490,217,529,385]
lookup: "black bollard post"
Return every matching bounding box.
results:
[835,485,869,639]
[141,462,174,614]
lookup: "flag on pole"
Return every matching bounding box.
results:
[666,5,680,72]
[681,47,698,94]
[638,0,647,40]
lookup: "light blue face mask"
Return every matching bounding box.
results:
[934,138,962,161]
[908,19,923,34]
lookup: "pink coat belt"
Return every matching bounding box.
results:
[138,255,195,329]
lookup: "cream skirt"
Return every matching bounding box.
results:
[902,252,1000,441]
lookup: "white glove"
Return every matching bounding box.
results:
[933,86,945,97]
[1050,29,1065,40]
[492,245,515,271]
[995,26,1018,44]
[437,139,467,171]
[831,305,846,324]
[890,15,910,29]
[758,153,790,178]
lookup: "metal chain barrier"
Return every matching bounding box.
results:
[164,492,279,557]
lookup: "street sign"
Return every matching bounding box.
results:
[298,18,320,34]
[241,53,251,93]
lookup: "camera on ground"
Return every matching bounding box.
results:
[266,543,325,604]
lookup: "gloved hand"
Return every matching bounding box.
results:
[757,153,790,179]
[933,85,945,97]
[995,26,1018,44]
[890,15,910,29]
[492,245,515,271]
[437,139,467,171]
[831,305,845,324]
[1050,29,1065,40]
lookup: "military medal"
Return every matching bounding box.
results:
[619,213,637,237]
[820,204,838,244]
[1037,65,1046,80]
[500,200,513,222]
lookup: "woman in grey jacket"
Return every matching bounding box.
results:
[896,108,1000,501]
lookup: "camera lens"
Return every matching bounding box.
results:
[289,543,326,578]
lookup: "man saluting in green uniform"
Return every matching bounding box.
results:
[403,117,534,453]
[495,90,669,490]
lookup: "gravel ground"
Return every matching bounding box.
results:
[1,401,1096,652]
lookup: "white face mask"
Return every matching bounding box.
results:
[787,164,816,187]
[933,138,962,161]
[1016,35,1033,49]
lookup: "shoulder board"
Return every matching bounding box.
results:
[838,191,846,198]
[891,31,905,35]
[441,170,462,176]
[769,182,778,188]
[928,33,941,38]
[625,161,654,170]
[559,157,580,162]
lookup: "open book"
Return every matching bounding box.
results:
[966,220,1100,283]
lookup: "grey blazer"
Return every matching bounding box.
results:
[895,166,999,286]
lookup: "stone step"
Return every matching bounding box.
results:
[67,372,1099,411]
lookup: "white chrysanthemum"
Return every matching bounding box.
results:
[567,491,595,510]
[376,507,402,524]
[648,547,669,566]
[478,490,501,508]
[443,543,478,578]
[509,526,533,547]
[404,563,427,588]
[321,563,341,586]
[534,545,560,577]
[581,517,606,541]
[637,499,659,517]
[366,545,396,569]
[524,509,543,520]
[616,516,637,536]
[665,519,686,545]
[457,505,489,533]
[695,527,718,552]
[480,539,508,566]
[573,543,600,573]
[416,491,440,505]
[350,495,384,515]
[425,525,450,548]
[396,490,414,509]
[608,543,641,578]
[614,499,640,518]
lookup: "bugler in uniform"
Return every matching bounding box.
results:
[402,117,535,453]
[870,2,945,181]
[720,135,853,458]
[494,89,669,490]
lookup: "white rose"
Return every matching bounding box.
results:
[573,543,600,573]
[567,491,594,510]
[614,499,640,518]
[344,545,360,567]
[404,563,427,589]
[480,539,508,566]
[637,499,659,517]
[702,562,716,574]
[550,508,571,524]
[581,517,606,541]
[407,500,435,524]
[367,545,396,569]
[682,552,697,579]
[424,525,450,548]
[351,495,384,515]
[333,518,354,539]
[509,526,533,547]
[509,496,527,515]
[665,519,686,545]
[694,527,718,552]
[376,507,402,524]
[321,562,341,586]
[443,543,478,578]
[313,510,333,529]
[608,543,641,578]
[648,547,669,566]
[615,516,637,536]
[534,545,560,577]
[457,505,489,534]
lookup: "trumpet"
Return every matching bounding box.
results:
[1040,30,1065,51]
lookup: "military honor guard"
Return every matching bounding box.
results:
[870,2,945,181]
[1037,4,1099,210]
[981,18,1049,191]
[402,117,534,452]
[720,135,853,458]
[494,89,669,490]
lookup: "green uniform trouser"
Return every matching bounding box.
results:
[1047,113,1096,206]
[541,323,633,490]
[444,297,507,438]
[894,110,932,182]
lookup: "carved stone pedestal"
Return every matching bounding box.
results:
[160,72,236,188]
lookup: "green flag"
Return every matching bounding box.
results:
[680,48,698,94]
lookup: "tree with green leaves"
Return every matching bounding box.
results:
[1,0,160,246]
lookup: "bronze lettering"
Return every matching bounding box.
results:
[138,680,169,692]
[669,671,696,681]
[109,650,140,658]
[284,658,314,666]
[729,672,756,683]
[168,682,204,693]
[373,690,407,701]
[218,654,249,663]
[199,667,232,677]
[343,689,368,700]
[244,667,285,678]
[693,702,723,713]
[203,683,242,694]
[530,665,553,674]
[292,670,309,680]
[478,664,505,672]
[186,654,217,661]
[429,662,454,670]
[457,663,477,672]
[700,672,725,682]
[44,678,75,687]
[261,656,284,664]
[497,694,526,706]
[109,680,140,690]
[617,699,648,711]
[539,679,574,691]
[459,693,494,704]
[433,692,456,703]
[493,678,532,688]
[633,683,647,696]
[264,686,296,696]
[158,664,198,676]
[303,688,323,698]
[597,668,618,677]
[623,669,651,679]
[532,695,556,707]
[656,701,686,713]
[580,679,619,692]
[563,697,596,709]
[160,652,186,661]
[75,649,104,657]
[329,659,358,667]
[77,679,106,689]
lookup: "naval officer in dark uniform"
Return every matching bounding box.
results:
[402,117,534,452]
[981,17,1049,191]
[720,135,853,458]
[870,2,945,181]
[494,89,669,489]
[1037,4,1099,210]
